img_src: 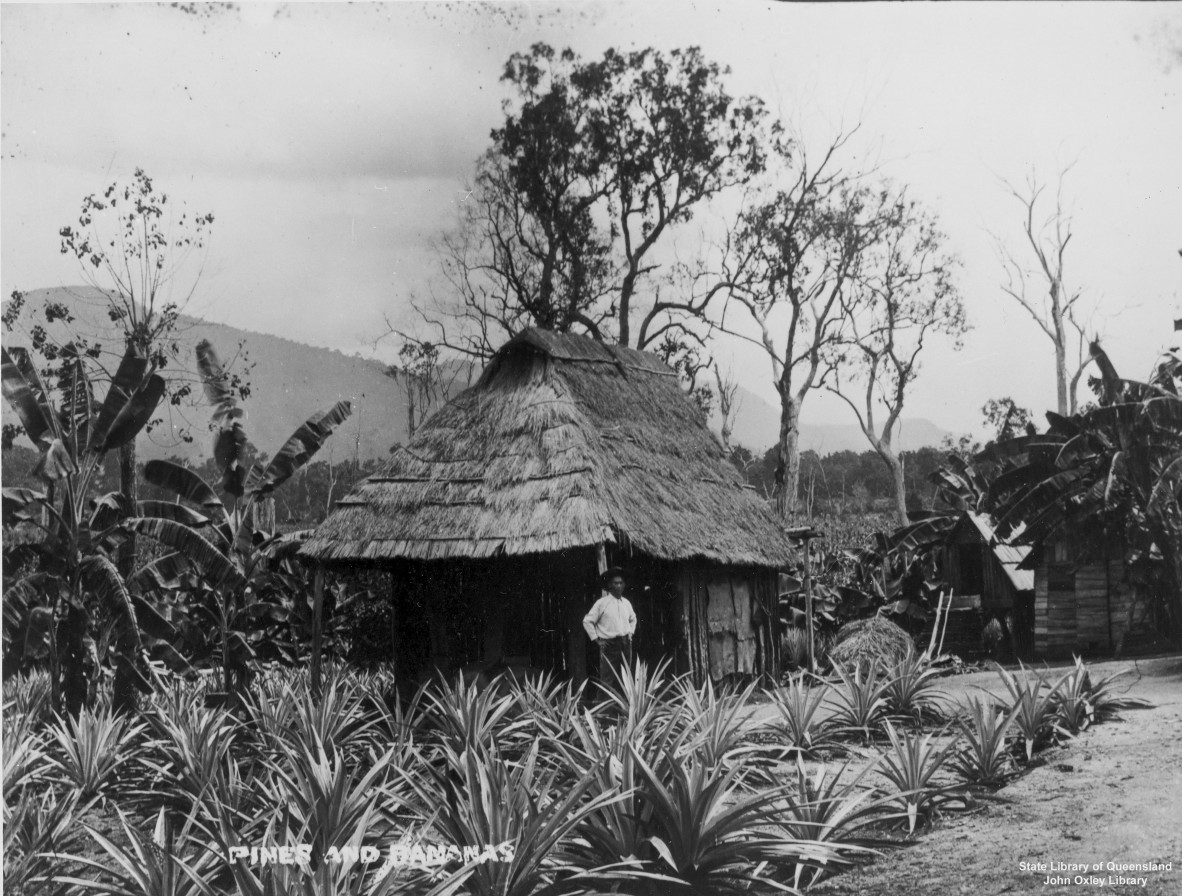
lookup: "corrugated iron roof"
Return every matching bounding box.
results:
[966,511,1034,592]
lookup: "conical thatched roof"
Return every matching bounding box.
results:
[300,329,794,567]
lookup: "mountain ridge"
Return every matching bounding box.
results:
[6,286,951,463]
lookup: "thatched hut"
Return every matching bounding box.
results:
[300,328,795,685]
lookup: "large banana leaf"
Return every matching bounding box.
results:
[135,500,210,528]
[976,433,1066,465]
[196,339,250,495]
[79,555,150,692]
[1149,350,1181,395]
[986,463,1051,507]
[880,516,955,554]
[33,438,79,481]
[1080,403,1141,442]
[1148,455,1182,525]
[1145,396,1182,433]
[251,400,352,497]
[1,346,54,445]
[127,551,192,592]
[195,339,237,415]
[125,517,246,591]
[98,373,166,452]
[59,354,94,456]
[142,459,226,512]
[2,486,47,524]
[90,347,150,451]
[215,424,248,496]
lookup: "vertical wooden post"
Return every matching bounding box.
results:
[803,543,815,674]
[311,567,325,698]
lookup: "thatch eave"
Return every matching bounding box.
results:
[300,328,796,569]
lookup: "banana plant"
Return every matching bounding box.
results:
[126,339,351,705]
[986,345,1182,649]
[2,344,174,716]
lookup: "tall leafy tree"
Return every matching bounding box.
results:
[409,44,772,395]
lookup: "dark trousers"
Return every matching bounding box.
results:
[598,635,633,686]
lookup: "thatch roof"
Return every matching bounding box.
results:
[301,329,794,567]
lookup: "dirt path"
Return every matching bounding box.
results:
[811,655,1182,896]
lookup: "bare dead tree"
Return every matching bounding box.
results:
[712,365,742,453]
[828,188,966,525]
[995,169,1096,415]
[716,132,880,519]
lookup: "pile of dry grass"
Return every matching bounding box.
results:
[827,615,915,674]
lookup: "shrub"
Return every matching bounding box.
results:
[994,664,1063,761]
[880,653,946,724]
[876,721,961,834]
[634,749,846,895]
[773,758,893,888]
[45,706,145,800]
[766,677,842,759]
[826,660,892,741]
[950,697,1017,787]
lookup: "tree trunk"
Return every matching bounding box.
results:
[57,603,89,718]
[118,440,138,577]
[886,449,907,526]
[773,394,802,519]
[1052,305,1069,416]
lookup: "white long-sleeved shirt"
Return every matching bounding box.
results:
[583,593,636,641]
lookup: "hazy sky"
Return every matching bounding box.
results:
[2,1,1179,436]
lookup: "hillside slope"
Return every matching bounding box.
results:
[7,286,419,463]
[6,287,950,463]
[715,384,951,453]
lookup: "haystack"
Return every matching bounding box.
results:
[301,328,795,684]
[827,615,915,674]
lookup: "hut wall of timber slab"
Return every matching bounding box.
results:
[300,329,795,684]
[1030,535,1135,658]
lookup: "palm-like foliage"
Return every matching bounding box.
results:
[772,759,894,889]
[880,653,946,724]
[993,664,1064,761]
[634,749,847,895]
[2,345,173,714]
[876,721,961,834]
[3,789,93,896]
[987,345,1182,645]
[50,808,221,896]
[127,340,352,700]
[397,739,629,896]
[45,706,146,799]
[766,677,842,759]
[826,660,892,740]
[949,697,1018,787]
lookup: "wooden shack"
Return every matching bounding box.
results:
[300,329,795,684]
[944,512,1035,659]
[1029,533,1135,658]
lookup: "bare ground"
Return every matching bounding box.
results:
[811,655,1182,896]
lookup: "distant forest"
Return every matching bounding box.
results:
[2,438,962,526]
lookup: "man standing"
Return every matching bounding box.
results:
[582,567,636,685]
